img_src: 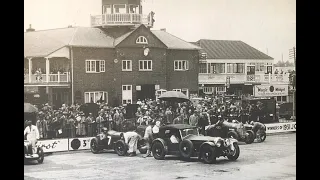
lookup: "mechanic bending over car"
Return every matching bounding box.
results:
[24,120,40,153]
[250,121,266,139]
[121,131,142,157]
[206,116,229,138]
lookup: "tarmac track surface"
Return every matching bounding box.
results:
[24,133,296,180]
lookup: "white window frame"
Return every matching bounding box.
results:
[113,4,127,14]
[84,91,108,104]
[122,60,132,71]
[139,60,152,71]
[174,60,189,71]
[136,36,148,44]
[173,89,182,92]
[181,88,189,97]
[203,87,214,94]
[103,5,112,14]
[85,60,105,73]
[216,86,226,93]
[122,85,132,105]
[128,4,140,14]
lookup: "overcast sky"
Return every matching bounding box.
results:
[24,0,296,62]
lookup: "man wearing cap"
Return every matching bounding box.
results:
[96,112,105,134]
[24,120,40,153]
[250,121,266,141]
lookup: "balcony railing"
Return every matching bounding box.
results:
[24,72,70,84]
[90,13,152,27]
[199,73,289,84]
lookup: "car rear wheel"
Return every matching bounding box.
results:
[179,139,194,160]
[245,130,255,144]
[228,131,239,140]
[90,138,100,154]
[227,143,240,161]
[201,145,216,164]
[115,140,127,156]
[37,148,44,164]
[152,141,166,160]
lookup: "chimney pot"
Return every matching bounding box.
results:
[160,28,166,32]
[26,24,35,32]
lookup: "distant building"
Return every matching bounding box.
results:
[192,39,290,101]
[24,0,201,107]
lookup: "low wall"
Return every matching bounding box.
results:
[36,122,296,153]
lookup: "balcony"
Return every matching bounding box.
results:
[24,72,70,86]
[90,13,153,27]
[199,73,289,85]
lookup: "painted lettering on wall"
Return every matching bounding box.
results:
[36,140,61,150]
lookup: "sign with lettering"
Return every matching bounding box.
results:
[36,139,69,153]
[254,85,288,97]
[69,137,93,151]
[265,122,296,134]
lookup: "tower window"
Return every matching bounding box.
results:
[113,4,126,14]
[136,36,148,44]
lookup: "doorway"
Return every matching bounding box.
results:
[137,84,155,100]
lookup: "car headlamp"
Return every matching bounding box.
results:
[216,141,221,147]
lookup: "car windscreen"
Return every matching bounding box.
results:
[180,128,199,138]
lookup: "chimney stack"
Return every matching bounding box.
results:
[26,24,35,32]
[160,28,166,32]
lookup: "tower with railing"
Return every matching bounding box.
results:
[91,0,154,28]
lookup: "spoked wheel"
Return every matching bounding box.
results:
[227,143,240,161]
[152,141,166,160]
[37,148,44,164]
[259,132,267,142]
[245,130,255,144]
[115,140,127,156]
[90,139,100,154]
[201,145,216,164]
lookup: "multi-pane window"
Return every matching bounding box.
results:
[139,60,152,71]
[217,86,226,92]
[256,63,265,72]
[199,63,207,73]
[129,4,140,14]
[86,60,105,73]
[208,63,225,74]
[122,60,132,71]
[203,87,214,93]
[103,5,111,14]
[136,36,148,44]
[122,85,132,105]
[227,63,244,73]
[174,60,189,71]
[113,4,126,14]
[84,91,108,104]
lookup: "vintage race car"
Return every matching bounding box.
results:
[151,124,240,164]
[244,124,267,142]
[24,140,44,164]
[223,121,255,144]
[90,130,147,155]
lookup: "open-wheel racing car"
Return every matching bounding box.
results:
[24,140,44,164]
[244,123,267,142]
[151,124,240,164]
[90,130,148,155]
[222,121,255,144]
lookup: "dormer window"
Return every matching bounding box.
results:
[113,4,126,14]
[136,36,148,44]
[129,4,140,14]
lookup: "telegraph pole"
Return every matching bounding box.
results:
[289,47,296,121]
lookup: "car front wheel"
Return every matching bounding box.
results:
[152,141,166,160]
[115,140,127,156]
[90,138,100,154]
[37,148,44,164]
[227,143,240,161]
[201,145,216,164]
[245,130,255,144]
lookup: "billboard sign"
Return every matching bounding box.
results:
[254,85,288,97]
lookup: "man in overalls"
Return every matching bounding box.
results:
[24,120,40,154]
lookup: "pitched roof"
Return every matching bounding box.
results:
[152,30,201,50]
[24,25,201,57]
[194,39,273,60]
